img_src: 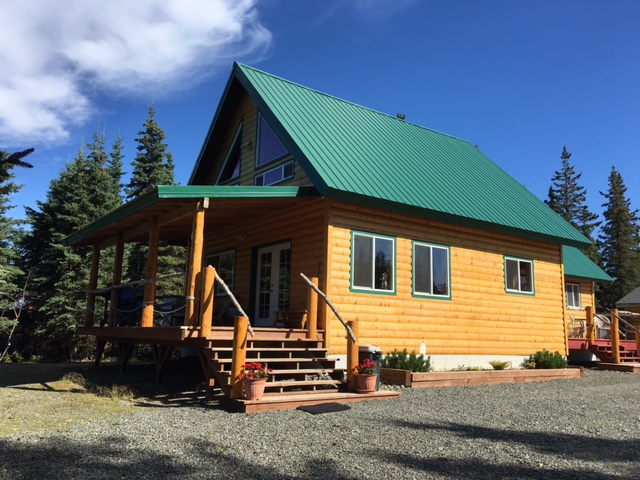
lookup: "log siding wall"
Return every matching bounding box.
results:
[325,201,567,357]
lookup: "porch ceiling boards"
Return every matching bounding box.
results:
[64,185,320,248]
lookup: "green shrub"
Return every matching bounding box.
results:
[489,360,511,370]
[525,349,567,369]
[381,348,433,372]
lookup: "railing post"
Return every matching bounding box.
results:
[585,306,595,344]
[347,320,359,392]
[611,308,620,363]
[306,276,319,339]
[230,316,249,399]
[141,216,159,327]
[84,244,100,327]
[200,266,215,338]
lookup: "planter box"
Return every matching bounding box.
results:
[380,367,583,388]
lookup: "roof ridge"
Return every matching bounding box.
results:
[236,62,472,145]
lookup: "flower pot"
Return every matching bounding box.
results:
[243,377,267,401]
[356,374,377,394]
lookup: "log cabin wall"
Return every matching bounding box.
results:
[325,200,567,358]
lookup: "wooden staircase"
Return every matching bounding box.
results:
[199,327,399,412]
[590,339,640,364]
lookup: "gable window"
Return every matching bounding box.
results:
[216,124,242,184]
[256,113,288,168]
[206,250,235,296]
[566,283,581,309]
[254,160,294,186]
[351,232,395,293]
[504,256,534,294]
[413,242,450,299]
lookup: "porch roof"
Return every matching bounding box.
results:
[563,245,612,283]
[64,185,320,247]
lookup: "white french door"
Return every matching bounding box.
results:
[254,242,291,327]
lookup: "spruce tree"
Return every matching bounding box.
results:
[546,146,601,262]
[598,166,640,308]
[0,148,33,358]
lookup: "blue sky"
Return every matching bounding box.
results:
[2,0,638,226]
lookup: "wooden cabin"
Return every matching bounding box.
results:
[66,63,609,407]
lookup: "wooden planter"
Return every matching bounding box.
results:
[380,367,583,388]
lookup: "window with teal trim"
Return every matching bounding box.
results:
[505,257,534,294]
[413,242,450,298]
[216,124,242,184]
[256,113,288,168]
[352,232,395,292]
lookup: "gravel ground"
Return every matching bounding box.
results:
[1,368,640,480]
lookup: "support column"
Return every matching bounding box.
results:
[347,320,359,392]
[84,244,100,327]
[306,276,319,340]
[200,266,215,338]
[611,308,620,363]
[230,316,249,399]
[108,233,125,327]
[185,199,207,326]
[585,306,595,344]
[141,216,159,328]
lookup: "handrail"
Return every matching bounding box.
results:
[88,272,187,295]
[300,273,356,343]
[215,270,255,338]
[608,309,640,337]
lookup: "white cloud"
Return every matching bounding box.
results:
[0,0,271,147]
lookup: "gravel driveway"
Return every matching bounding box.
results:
[1,368,639,479]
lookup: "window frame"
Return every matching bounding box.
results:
[215,123,242,185]
[255,113,289,169]
[254,160,294,186]
[504,256,535,295]
[566,282,582,309]
[412,241,452,300]
[205,249,236,296]
[350,231,396,295]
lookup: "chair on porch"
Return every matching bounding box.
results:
[272,310,308,329]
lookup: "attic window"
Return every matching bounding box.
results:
[256,113,288,168]
[504,256,534,295]
[216,124,242,184]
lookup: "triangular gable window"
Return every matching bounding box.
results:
[257,113,288,168]
[216,124,242,184]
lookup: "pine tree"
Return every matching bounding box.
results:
[546,146,601,263]
[598,166,640,308]
[0,148,33,358]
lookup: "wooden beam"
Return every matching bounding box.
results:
[84,244,100,327]
[347,320,359,392]
[200,266,215,338]
[585,306,595,344]
[108,233,125,327]
[230,316,249,399]
[611,309,620,363]
[141,216,159,328]
[306,276,319,340]
[185,201,207,326]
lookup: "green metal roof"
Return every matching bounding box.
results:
[195,63,590,248]
[563,246,612,283]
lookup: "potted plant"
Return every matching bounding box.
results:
[355,358,378,394]
[241,362,272,401]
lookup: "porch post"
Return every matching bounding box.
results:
[84,244,100,327]
[185,199,207,327]
[200,266,216,338]
[585,306,595,344]
[611,308,620,363]
[108,233,125,327]
[230,316,249,399]
[347,320,359,392]
[306,276,319,339]
[141,216,159,328]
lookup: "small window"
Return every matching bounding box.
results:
[206,250,235,296]
[351,232,395,293]
[505,257,534,294]
[413,242,450,298]
[216,124,242,184]
[254,161,294,186]
[256,114,288,168]
[566,283,581,309]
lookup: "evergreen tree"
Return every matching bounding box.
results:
[598,166,640,308]
[546,146,601,262]
[108,130,125,197]
[22,136,123,361]
[0,148,33,358]
[125,105,184,299]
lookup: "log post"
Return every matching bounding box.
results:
[200,266,215,338]
[585,306,595,344]
[84,244,100,327]
[611,308,620,363]
[185,200,207,326]
[108,233,125,327]
[347,320,359,392]
[306,276,319,340]
[141,216,159,328]
[230,316,249,399]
